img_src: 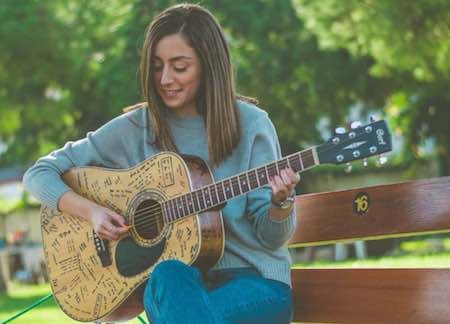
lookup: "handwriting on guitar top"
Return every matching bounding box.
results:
[59,254,81,275]
[161,157,175,187]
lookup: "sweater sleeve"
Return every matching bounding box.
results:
[22,115,130,210]
[245,114,297,250]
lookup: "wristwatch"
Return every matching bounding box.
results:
[272,191,296,209]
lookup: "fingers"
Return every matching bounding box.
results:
[109,210,127,227]
[269,168,301,203]
[95,211,129,241]
[97,223,117,240]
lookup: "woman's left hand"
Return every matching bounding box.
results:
[269,168,301,205]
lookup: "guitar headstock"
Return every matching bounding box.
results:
[316,119,392,165]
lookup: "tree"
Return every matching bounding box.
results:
[293,0,450,174]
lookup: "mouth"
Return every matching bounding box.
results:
[161,89,182,98]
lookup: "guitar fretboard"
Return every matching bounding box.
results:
[162,147,318,223]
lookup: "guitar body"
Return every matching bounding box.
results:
[41,152,224,322]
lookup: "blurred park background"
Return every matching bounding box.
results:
[0,0,449,322]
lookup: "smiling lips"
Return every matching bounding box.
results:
[161,89,182,98]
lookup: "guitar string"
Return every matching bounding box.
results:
[130,158,293,226]
[133,142,345,230]
[131,161,295,232]
[131,128,383,231]
[131,153,296,216]
[131,152,299,226]
[131,153,311,231]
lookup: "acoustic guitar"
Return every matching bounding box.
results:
[40,119,392,321]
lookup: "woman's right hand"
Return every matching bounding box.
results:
[86,204,129,241]
[58,190,129,241]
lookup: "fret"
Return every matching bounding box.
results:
[181,195,189,216]
[298,153,304,170]
[246,172,251,190]
[192,191,200,213]
[203,187,212,208]
[289,155,301,172]
[162,202,169,222]
[217,182,225,203]
[278,158,288,172]
[224,179,233,199]
[301,149,315,169]
[170,198,180,220]
[210,185,218,206]
[257,166,268,185]
[171,199,178,220]
[161,202,168,222]
[236,175,243,194]
[176,197,185,217]
[248,169,258,189]
[267,163,277,177]
[198,189,206,210]
[231,177,241,196]
[186,193,195,214]
[239,174,249,193]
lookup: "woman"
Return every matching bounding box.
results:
[24,4,299,323]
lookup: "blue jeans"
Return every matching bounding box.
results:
[144,260,293,324]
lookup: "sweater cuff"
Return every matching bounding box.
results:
[258,204,297,248]
[38,182,72,211]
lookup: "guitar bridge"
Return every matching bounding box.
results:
[93,231,112,267]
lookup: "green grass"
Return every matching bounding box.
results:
[293,252,450,268]
[0,283,146,324]
[2,251,449,323]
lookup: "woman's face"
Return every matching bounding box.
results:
[153,33,202,117]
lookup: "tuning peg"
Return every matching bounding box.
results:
[345,162,353,173]
[377,153,388,165]
[362,158,368,167]
[350,121,362,129]
[335,127,346,134]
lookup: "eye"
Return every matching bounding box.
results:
[174,66,187,72]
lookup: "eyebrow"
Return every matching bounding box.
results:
[153,55,193,62]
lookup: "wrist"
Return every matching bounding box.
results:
[269,200,295,221]
[272,190,296,210]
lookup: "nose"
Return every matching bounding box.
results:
[160,67,174,86]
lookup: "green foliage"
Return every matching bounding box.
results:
[208,1,388,152]
[0,0,448,175]
[294,0,450,81]
[294,0,450,174]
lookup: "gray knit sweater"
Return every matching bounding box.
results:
[23,100,296,286]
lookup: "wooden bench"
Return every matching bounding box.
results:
[288,176,450,323]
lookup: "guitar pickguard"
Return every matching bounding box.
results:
[115,237,166,277]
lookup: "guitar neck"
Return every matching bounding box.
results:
[162,147,319,223]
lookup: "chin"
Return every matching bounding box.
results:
[164,101,184,110]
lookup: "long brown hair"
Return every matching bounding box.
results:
[139,3,245,166]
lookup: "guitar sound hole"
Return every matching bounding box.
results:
[134,199,164,240]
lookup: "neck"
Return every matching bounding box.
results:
[170,103,199,118]
[162,147,319,223]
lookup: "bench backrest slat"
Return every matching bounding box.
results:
[289,177,450,247]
